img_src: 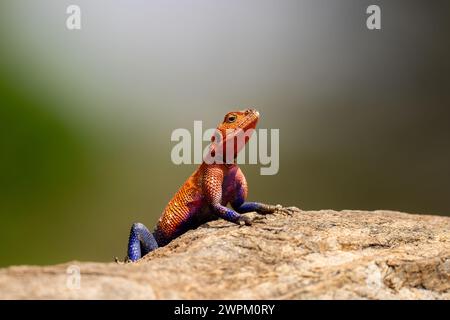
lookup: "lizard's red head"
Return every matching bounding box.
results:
[217,109,259,136]
[207,109,259,163]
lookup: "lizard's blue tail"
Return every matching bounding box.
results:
[127,222,159,262]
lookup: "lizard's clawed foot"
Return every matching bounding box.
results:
[256,204,299,215]
[276,205,299,216]
[115,256,132,264]
[256,204,280,215]
[237,215,252,226]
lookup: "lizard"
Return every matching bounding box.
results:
[124,108,296,262]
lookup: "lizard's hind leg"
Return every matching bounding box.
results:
[127,222,158,262]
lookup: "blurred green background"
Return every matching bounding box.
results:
[1,0,449,267]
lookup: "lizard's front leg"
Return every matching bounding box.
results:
[204,165,251,226]
[230,167,297,215]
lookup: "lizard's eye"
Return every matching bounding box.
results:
[226,114,237,123]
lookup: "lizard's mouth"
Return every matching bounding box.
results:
[235,109,259,133]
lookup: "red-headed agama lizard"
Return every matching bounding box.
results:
[124,109,296,262]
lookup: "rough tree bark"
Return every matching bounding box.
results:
[0,209,449,299]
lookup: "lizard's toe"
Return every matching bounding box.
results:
[238,215,252,226]
[277,206,299,216]
[115,256,132,264]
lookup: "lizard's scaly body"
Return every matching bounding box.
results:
[126,109,292,261]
